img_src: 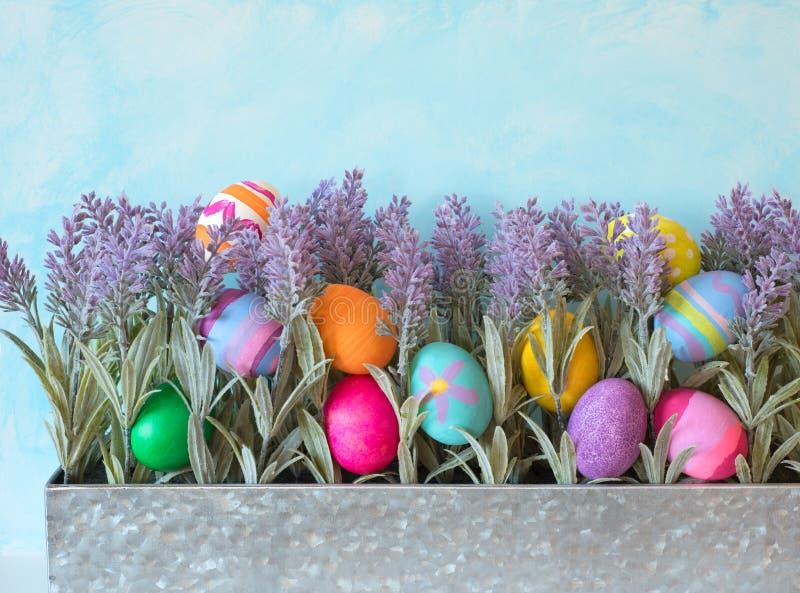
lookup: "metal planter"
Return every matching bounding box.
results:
[46,477,800,593]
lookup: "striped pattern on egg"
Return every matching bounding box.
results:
[196,181,280,250]
[197,289,282,378]
[654,271,746,362]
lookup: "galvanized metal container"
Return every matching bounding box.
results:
[46,476,800,593]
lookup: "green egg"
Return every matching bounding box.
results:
[130,381,213,472]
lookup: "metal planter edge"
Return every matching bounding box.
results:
[45,476,800,593]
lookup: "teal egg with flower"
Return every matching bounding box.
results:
[410,342,493,445]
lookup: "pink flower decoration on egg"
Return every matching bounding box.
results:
[413,360,479,423]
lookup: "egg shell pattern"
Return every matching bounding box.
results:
[195,180,279,250]
[567,378,647,479]
[131,381,213,472]
[519,311,600,413]
[410,342,493,445]
[611,214,701,285]
[324,375,400,474]
[654,388,748,481]
[654,271,747,362]
[310,284,397,375]
[197,289,282,378]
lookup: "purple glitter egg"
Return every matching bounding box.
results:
[566,378,647,479]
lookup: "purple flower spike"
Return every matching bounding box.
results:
[578,199,624,297]
[618,203,668,328]
[0,238,38,325]
[308,169,377,291]
[431,194,486,299]
[374,195,435,380]
[486,198,568,335]
[260,196,320,326]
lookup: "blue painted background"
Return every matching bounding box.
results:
[1,0,799,586]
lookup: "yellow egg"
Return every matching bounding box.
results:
[519,311,600,414]
[609,214,701,285]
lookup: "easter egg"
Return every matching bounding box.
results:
[519,311,600,414]
[131,381,212,472]
[654,271,747,363]
[654,388,747,481]
[567,378,647,479]
[610,214,701,285]
[197,289,282,377]
[410,342,493,445]
[310,284,397,374]
[324,375,400,474]
[196,180,279,250]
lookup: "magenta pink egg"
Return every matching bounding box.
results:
[323,375,399,475]
[654,388,747,481]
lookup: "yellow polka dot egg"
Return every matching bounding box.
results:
[610,214,701,285]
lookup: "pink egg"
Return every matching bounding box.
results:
[654,388,747,481]
[323,375,399,474]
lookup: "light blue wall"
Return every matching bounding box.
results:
[1,0,799,575]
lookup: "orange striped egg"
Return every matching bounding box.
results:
[310,284,397,374]
[196,181,280,251]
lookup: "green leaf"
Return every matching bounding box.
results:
[665,447,695,484]
[519,411,574,484]
[637,444,657,484]
[397,440,416,484]
[297,409,337,484]
[365,363,401,421]
[751,421,773,483]
[443,448,480,484]
[453,427,494,484]
[559,431,577,485]
[763,431,800,482]
[682,361,728,389]
[750,354,771,413]
[78,342,123,426]
[240,446,258,484]
[735,454,752,483]
[653,414,678,483]
[753,377,800,427]
[489,426,510,485]
[423,447,475,483]
[0,329,44,372]
[483,316,510,423]
[718,368,752,427]
[188,413,215,484]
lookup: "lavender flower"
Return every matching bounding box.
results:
[43,194,110,340]
[701,183,776,274]
[150,197,204,293]
[374,195,435,380]
[577,199,624,297]
[431,194,486,301]
[0,238,38,332]
[229,227,271,297]
[90,195,157,359]
[260,197,320,326]
[617,203,668,343]
[169,221,238,324]
[765,190,800,290]
[548,199,595,299]
[732,248,792,352]
[308,169,377,291]
[486,198,567,335]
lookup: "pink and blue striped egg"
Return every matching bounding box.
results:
[654,271,747,363]
[197,289,282,377]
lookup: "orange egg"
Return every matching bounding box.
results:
[310,284,397,374]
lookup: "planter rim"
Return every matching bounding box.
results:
[45,468,800,491]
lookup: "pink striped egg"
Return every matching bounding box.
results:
[654,271,746,362]
[196,181,279,251]
[654,388,747,481]
[197,289,282,378]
